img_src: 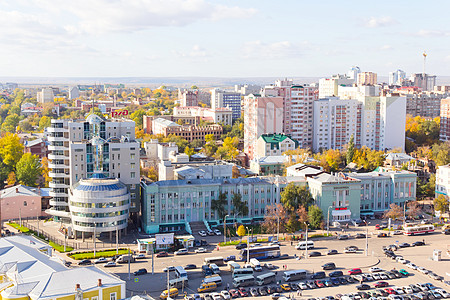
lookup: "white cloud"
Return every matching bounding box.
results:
[241,41,303,59]
[415,29,450,37]
[173,45,209,58]
[364,16,397,28]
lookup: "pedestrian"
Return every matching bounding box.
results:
[227,283,230,290]
[291,241,293,246]
[423,239,425,244]
[297,290,300,296]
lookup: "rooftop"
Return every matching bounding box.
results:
[153,118,181,127]
[0,185,46,198]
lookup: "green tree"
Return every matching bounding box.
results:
[432,142,450,166]
[285,214,301,233]
[0,133,24,171]
[184,146,195,158]
[1,114,20,133]
[130,109,146,129]
[211,191,227,219]
[16,153,41,186]
[434,195,449,214]
[39,116,51,130]
[307,205,323,229]
[346,134,355,165]
[237,225,246,240]
[20,120,33,131]
[231,193,248,217]
[280,183,314,212]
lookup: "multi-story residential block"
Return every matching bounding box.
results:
[173,106,233,126]
[319,75,354,98]
[37,87,54,103]
[337,85,380,99]
[398,91,444,118]
[243,95,284,159]
[389,69,406,85]
[357,72,377,86]
[255,133,298,158]
[435,164,450,199]
[347,66,361,80]
[235,84,261,95]
[211,89,242,119]
[410,73,436,92]
[344,170,417,218]
[178,89,211,107]
[141,176,307,233]
[313,95,406,151]
[68,86,80,99]
[440,98,450,142]
[151,118,223,142]
[46,115,140,232]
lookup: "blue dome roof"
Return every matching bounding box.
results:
[75,183,125,192]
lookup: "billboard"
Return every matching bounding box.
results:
[155,233,174,245]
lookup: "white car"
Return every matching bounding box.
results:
[210,293,222,300]
[220,290,231,300]
[298,282,308,290]
[417,267,429,274]
[402,286,413,294]
[398,258,408,264]
[406,263,417,270]
[372,273,381,280]
[94,257,108,264]
[135,254,146,259]
[435,289,450,298]
[393,230,402,235]
[195,247,207,253]
[175,248,188,255]
[369,267,383,273]
[264,263,274,269]
[162,266,175,272]
[344,249,357,253]
[393,287,404,295]
[213,229,222,236]
[198,231,207,237]
[103,261,116,267]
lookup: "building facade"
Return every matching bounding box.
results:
[319,75,354,98]
[37,87,54,103]
[24,138,48,158]
[410,73,436,91]
[357,72,377,86]
[211,89,242,119]
[400,91,444,118]
[389,69,406,86]
[46,115,140,228]
[0,185,50,221]
[173,106,233,126]
[439,98,450,142]
[255,133,298,158]
[435,164,450,199]
[151,118,223,142]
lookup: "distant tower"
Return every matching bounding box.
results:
[423,51,427,76]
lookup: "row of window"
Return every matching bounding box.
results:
[70,200,129,208]
[71,210,128,218]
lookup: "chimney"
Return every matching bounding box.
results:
[98,279,102,287]
[75,284,80,290]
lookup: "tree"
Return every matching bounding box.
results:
[211,191,227,219]
[406,201,422,219]
[16,153,41,186]
[1,114,20,133]
[431,142,450,166]
[184,146,195,158]
[280,183,314,212]
[237,225,246,240]
[383,203,403,220]
[308,205,323,229]
[39,116,51,130]
[232,166,241,178]
[434,195,449,214]
[6,172,16,186]
[262,204,288,234]
[41,157,51,187]
[130,109,146,128]
[231,193,248,217]
[346,134,355,165]
[0,133,24,171]
[297,206,308,224]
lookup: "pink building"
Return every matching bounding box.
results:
[0,185,50,221]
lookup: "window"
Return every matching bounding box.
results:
[131,154,135,159]
[131,172,135,178]
[23,201,27,206]
[131,163,135,169]
[110,293,117,300]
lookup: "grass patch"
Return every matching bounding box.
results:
[7,222,30,233]
[310,233,333,238]
[49,241,73,253]
[69,248,129,260]
[219,238,268,247]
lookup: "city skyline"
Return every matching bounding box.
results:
[1,0,450,78]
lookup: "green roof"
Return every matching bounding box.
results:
[291,85,304,89]
[260,133,299,150]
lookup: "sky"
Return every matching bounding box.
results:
[1,0,450,78]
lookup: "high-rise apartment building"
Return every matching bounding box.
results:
[46,115,140,228]
[347,66,361,80]
[389,69,406,85]
[37,88,54,103]
[357,72,377,86]
[410,73,436,91]
[318,75,354,98]
[211,89,242,119]
[402,92,443,118]
[440,98,450,142]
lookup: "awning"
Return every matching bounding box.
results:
[332,209,351,216]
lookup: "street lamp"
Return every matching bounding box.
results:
[224,215,229,244]
[245,226,252,264]
[327,206,333,236]
[365,221,370,256]
[303,222,308,259]
[403,200,411,227]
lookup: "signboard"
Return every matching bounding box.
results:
[111,110,129,118]
[155,233,174,245]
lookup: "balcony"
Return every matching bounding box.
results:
[49,172,70,178]
[48,153,68,160]
[48,145,69,151]
[47,136,68,142]
[45,208,70,218]
[49,182,69,189]
[49,199,69,207]
[49,191,69,198]
[46,127,67,133]
[48,162,69,169]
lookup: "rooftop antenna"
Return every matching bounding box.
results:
[423,51,427,76]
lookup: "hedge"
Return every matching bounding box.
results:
[69,248,129,260]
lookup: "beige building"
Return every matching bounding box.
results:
[37,88,54,103]
[151,118,223,142]
[357,72,377,86]
[173,106,233,126]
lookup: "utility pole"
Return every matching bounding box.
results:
[224,215,229,244]
[19,208,22,227]
[327,206,332,236]
[403,200,411,228]
[277,215,280,241]
[166,263,170,294]
[365,222,370,256]
[304,222,308,259]
[36,209,39,237]
[151,243,154,275]
[93,223,96,257]
[128,248,131,280]
[245,226,250,265]
[116,227,119,254]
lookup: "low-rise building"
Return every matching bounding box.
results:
[158,160,233,181]
[152,118,223,142]
[249,155,291,176]
[0,185,51,221]
[254,134,298,158]
[286,163,323,178]
[173,106,233,126]
[24,138,49,158]
[436,164,450,199]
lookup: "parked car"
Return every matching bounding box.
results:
[369,267,383,273]
[349,268,363,275]
[338,234,349,240]
[135,254,146,259]
[156,251,168,258]
[393,230,402,235]
[163,266,176,272]
[357,284,371,291]
[78,259,92,266]
[104,261,117,267]
[264,263,275,269]
[399,243,410,248]
[235,243,247,250]
[175,248,188,255]
[374,281,389,288]
[356,233,366,239]
[412,241,425,246]
[213,229,221,236]
[195,248,207,253]
[322,262,336,270]
[207,230,215,236]
[329,271,344,277]
[94,257,108,264]
[344,248,357,254]
[185,264,197,270]
[328,249,339,255]
[224,255,235,262]
[229,289,239,298]
[377,232,388,238]
[311,271,326,279]
[198,230,207,237]
[133,268,147,276]
[309,251,321,257]
[237,287,248,297]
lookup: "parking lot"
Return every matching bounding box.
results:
[86,225,450,299]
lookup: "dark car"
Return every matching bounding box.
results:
[235,243,247,250]
[330,277,340,286]
[357,284,371,290]
[289,283,299,291]
[322,262,336,270]
[346,276,355,283]
[185,264,197,270]
[78,259,92,265]
[399,243,410,248]
[309,251,321,257]
[412,241,425,246]
[156,251,168,257]
[337,277,347,285]
[237,287,248,297]
[133,268,147,276]
[377,232,388,238]
[201,239,208,246]
[327,249,339,255]
[356,233,366,239]
[224,255,236,262]
[311,271,326,279]
[329,271,344,277]
[258,287,268,296]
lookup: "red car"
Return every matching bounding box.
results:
[385,288,396,295]
[315,280,325,288]
[156,251,168,257]
[374,281,389,288]
[238,287,248,297]
[229,289,239,298]
[349,268,362,275]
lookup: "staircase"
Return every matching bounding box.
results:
[190,221,208,236]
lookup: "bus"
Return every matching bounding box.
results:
[256,272,276,286]
[283,269,308,282]
[169,277,189,289]
[228,262,241,272]
[204,257,225,266]
[403,224,434,236]
[203,274,222,286]
[175,266,188,279]
[232,267,254,278]
[232,275,255,288]
[239,246,281,261]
